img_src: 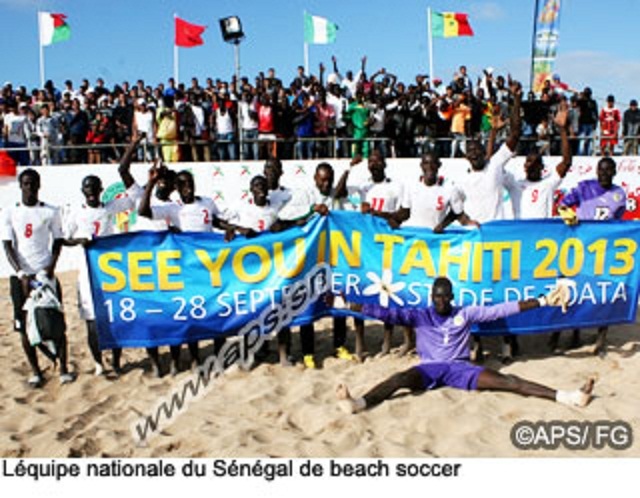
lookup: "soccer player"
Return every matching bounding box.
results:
[64,138,142,376]
[394,152,465,232]
[2,168,74,387]
[224,175,294,366]
[138,164,226,369]
[504,99,572,219]
[297,162,359,368]
[335,276,594,413]
[555,157,626,355]
[339,150,409,358]
[442,81,523,363]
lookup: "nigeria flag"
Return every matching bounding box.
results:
[304,13,338,44]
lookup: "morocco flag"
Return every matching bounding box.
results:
[39,12,71,46]
[175,17,206,47]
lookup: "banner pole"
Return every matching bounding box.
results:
[427,7,434,88]
[530,1,540,93]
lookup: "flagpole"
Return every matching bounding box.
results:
[174,13,179,84]
[304,43,309,76]
[174,45,179,84]
[427,7,434,88]
[38,12,45,88]
[303,11,309,75]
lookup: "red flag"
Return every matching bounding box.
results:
[175,17,206,47]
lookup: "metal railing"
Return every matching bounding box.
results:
[1,133,638,165]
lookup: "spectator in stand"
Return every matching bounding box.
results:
[35,103,60,165]
[622,99,640,155]
[369,96,388,158]
[69,99,89,164]
[24,107,40,166]
[3,102,29,165]
[238,90,259,160]
[326,76,349,157]
[450,93,471,157]
[549,74,577,98]
[182,94,209,162]
[313,88,336,158]
[345,90,371,158]
[478,67,495,100]
[599,95,621,156]
[257,93,277,159]
[132,98,157,162]
[275,87,295,160]
[292,91,316,159]
[156,97,180,162]
[535,115,552,156]
[112,92,133,159]
[577,87,598,156]
[86,118,106,164]
[567,95,580,155]
[212,90,237,161]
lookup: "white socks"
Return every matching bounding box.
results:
[556,389,589,407]
[353,397,367,412]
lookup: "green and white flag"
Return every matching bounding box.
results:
[304,13,337,44]
[39,12,71,46]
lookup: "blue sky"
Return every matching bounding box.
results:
[1,0,638,107]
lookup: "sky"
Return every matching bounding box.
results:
[1,0,639,107]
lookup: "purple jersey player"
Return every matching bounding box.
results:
[335,277,594,413]
[560,159,626,221]
[554,156,626,355]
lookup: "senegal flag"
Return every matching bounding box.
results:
[39,12,71,46]
[431,11,473,38]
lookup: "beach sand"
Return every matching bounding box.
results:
[1,271,638,458]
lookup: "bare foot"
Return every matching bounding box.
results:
[380,338,391,356]
[336,384,365,413]
[592,328,607,356]
[577,378,595,407]
[336,383,351,401]
[396,342,412,357]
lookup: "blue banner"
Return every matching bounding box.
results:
[86,212,640,349]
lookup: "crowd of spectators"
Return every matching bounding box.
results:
[1,58,639,166]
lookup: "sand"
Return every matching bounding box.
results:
[1,271,638,458]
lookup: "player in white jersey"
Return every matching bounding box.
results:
[263,157,293,212]
[64,139,141,376]
[338,150,411,358]
[357,150,404,217]
[139,166,226,369]
[224,175,298,366]
[132,167,184,376]
[442,81,523,364]
[504,100,571,220]
[224,176,281,236]
[2,168,73,387]
[292,162,359,368]
[132,168,177,232]
[449,82,522,226]
[395,152,465,231]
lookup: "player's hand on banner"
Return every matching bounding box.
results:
[545,278,576,313]
[558,205,578,226]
